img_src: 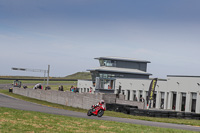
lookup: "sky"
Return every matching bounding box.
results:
[0,0,200,78]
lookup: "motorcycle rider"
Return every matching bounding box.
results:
[87,100,106,117]
[92,100,105,110]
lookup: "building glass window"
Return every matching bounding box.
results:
[99,59,104,66]
[99,60,116,67]
[100,73,124,78]
[99,78,115,90]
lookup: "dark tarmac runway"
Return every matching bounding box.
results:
[0,93,200,132]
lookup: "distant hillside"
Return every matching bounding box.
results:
[65,72,91,80]
[0,72,92,81]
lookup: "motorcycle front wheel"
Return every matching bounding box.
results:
[87,109,93,116]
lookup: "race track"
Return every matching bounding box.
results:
[0,93,200,132]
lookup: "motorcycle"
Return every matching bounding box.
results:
[87,105,106,117]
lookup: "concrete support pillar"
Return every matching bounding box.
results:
[196,92,200,113]
[156,91,161,109]
[167,91,173,109]
[164,92,168,109]
[185,92,191,112]
[125,90,128,100]
[136,90,140,102]
[114,88,118,94]
[176,92,181,111]
[130,90,133,101]
[92,87,95,94]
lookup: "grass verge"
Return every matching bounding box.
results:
[1,89,200,127]
[0,80,77,91]
[0,107,197,133]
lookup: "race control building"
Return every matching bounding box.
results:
[77,57,200,114]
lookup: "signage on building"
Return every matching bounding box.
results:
[148,78,158,100]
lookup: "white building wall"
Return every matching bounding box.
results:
[115,78,167,108]
[164,92,168,109]
[167,76,200,113]
[176,92,181,111]
[156,91,161,109]
[185,92,192,112]
[77,80,95,93]
[130,90,134,101]
[77,76,200,113]
[196,92,200,113]
[167,92,173,109]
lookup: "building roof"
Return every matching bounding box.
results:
[87,66,152,75]
[167,75,200,78]
[94,56,151,63]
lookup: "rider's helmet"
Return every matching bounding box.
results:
[100,100,104,105]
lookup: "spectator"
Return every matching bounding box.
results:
[45,86,51,90]
[108,85,111,89]
[89,87,92,93]
[74,87,77,92]
[60,85,64,91]
[75,87,79,93]
[23,85,28,89]
[135,97,138,101]
[33,83,42,89]
[71,87,74,92]
[70,86,74,91]
[140,97,145,102]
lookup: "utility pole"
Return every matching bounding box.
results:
[12,65,50,86]
[47,65,50,86]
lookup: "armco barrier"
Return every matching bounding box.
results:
[116,99,144,109]
[129,108,200,120]
[106,103,138,114]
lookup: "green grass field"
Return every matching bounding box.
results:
[1,89,200,127]
[0,107,197,133]
[0,80,77,91]
[0,79,76,85]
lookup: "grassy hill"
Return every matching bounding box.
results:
[65,72,91,80]
[0,72,92,80]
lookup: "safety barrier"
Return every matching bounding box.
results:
[106,103,138,114]
[129,108,200,120]
[106,103,200,120]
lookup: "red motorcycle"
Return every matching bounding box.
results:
[87,105,106,117]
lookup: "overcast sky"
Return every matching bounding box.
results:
[1,0,200,78]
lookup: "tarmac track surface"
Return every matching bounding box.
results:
[0,93,200,132]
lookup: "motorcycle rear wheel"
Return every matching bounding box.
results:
[97,110,104,117]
